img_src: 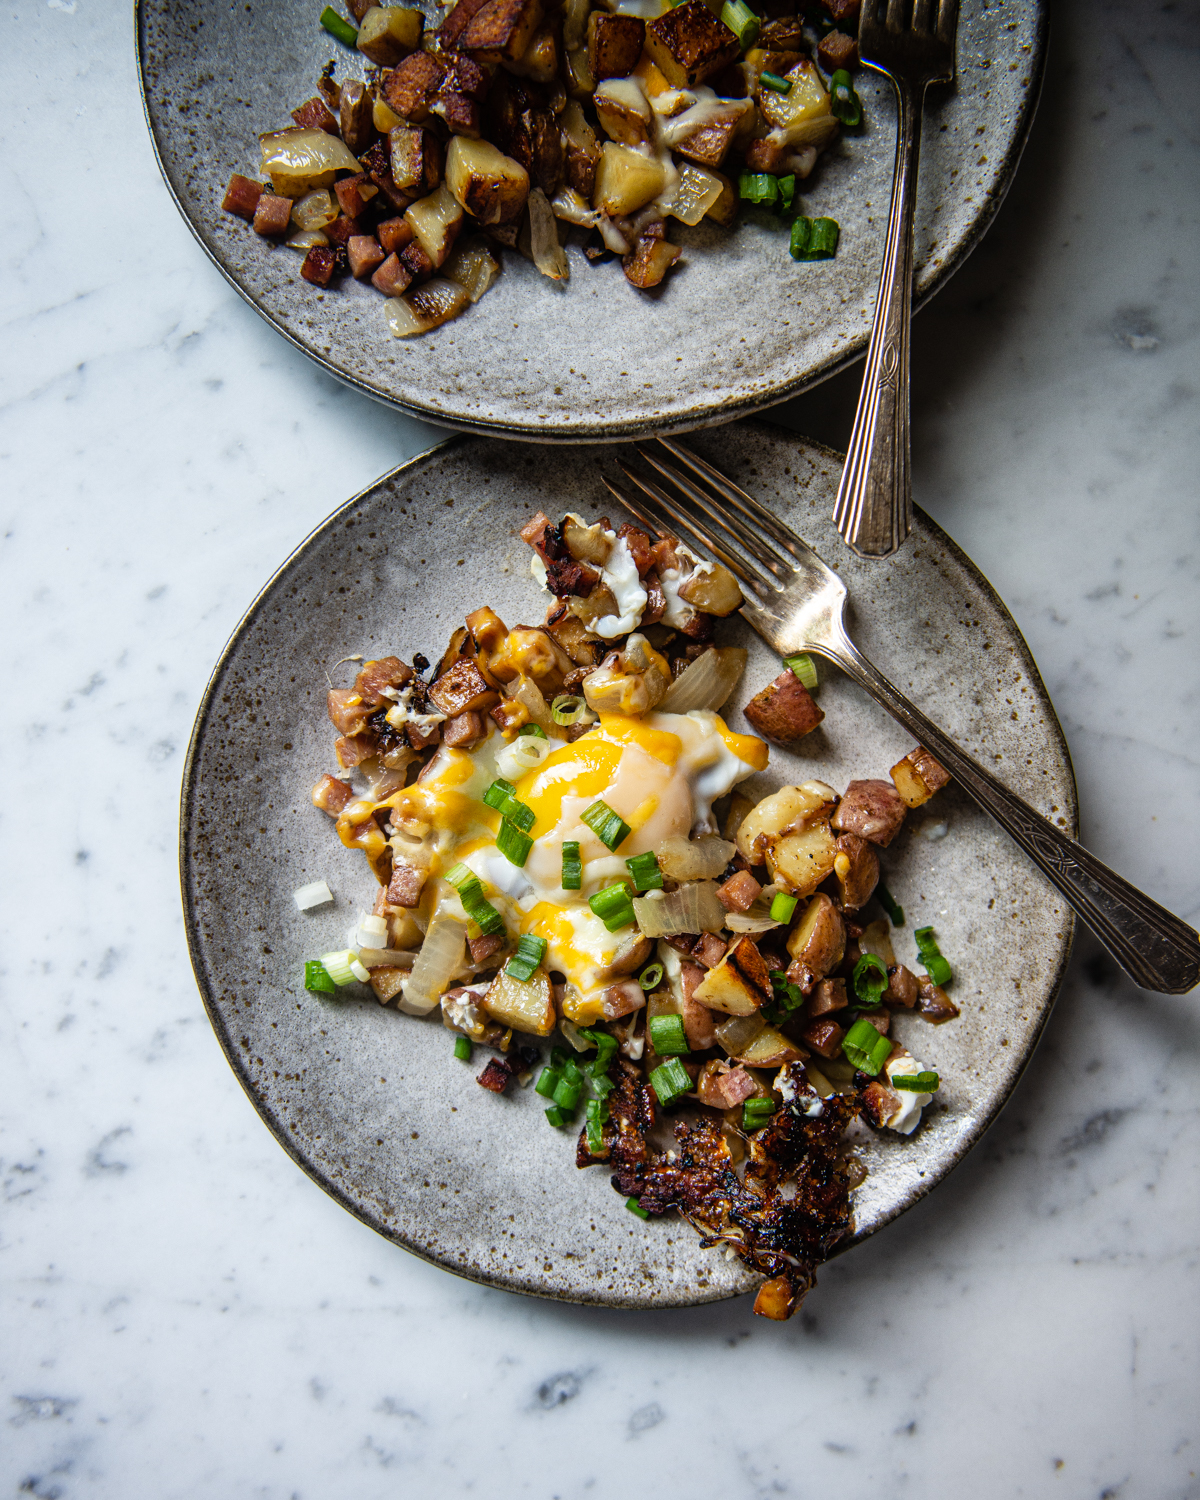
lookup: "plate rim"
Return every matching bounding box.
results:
[179,426,1077,1307]
[137,1,1049,444]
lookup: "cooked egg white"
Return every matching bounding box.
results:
[387,710,767,1023]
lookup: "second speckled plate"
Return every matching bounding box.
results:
[180,423,1075,1309]
[139,0,1045,440]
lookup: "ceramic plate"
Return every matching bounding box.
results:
[181,424,1075,1307]
[140,0,1045,440]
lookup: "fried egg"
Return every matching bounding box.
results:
[385,710,768,1023]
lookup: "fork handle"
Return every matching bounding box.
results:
[824,636,1200,994]
[832,73,923,558]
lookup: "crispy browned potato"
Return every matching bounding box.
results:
[560,101,601,198]
[445,136,531,224]
[832,832,880,910]
[338,78,375,154]
[588,12,646,80]
[460,0,545,63]
[890,745,951,808]
[832,779,908,847]
[623,230,681,289]
[356,6,424,65]
[389,125,442,193]
[673,101,752,169]
[428,655,500,715]
[645,0,741,87]
[786,893,845,985]
[693,935,772,1016]
[743,669,824,746]
[382,51,446,122]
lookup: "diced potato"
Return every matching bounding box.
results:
[460,0,545,62]
[505,21,559,82]
[890,745,951,808]
[561,100,601,198]
[731,1025,805,1068]
[486,624,573,690]
[542,602,604,666]
[404,184,465,268]
[832,833,879,911]
[356,5,424,65]
[594,78,654,147]
[339,78,375,155]
[758,58,830,130]
[442,239,501,302]
[753,1276,796,1321]
[446,136,531,225]
[644,0,741,88]
[704,168,738,226]
[743,670,824,747]
[668,162,726,226]
[588,11,646,80]
[482,969,555,1035]
[623,232,681,290]
[693,936,772,1016]
[735,781,838,863]
[768,822,839,896]
[390,125,442,194]
[786,893,845,981]
[668,102,752,170]
[593,142,668,217]
[428,654,500,714]
[678,561,743,615]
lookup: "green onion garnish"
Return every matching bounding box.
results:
[589,882,636,932]
[578,1028,619,1070]
[891,1071,939,1093]
[445,861,506,935]
[759,70,792,94]
[876,880,905,927]
[319,5,358,46]
[828,68,863,128]
[648,1014,688,1055]
[585,1117,605,1153]
[483,778,535,831]
[553,1074,583,1112]
[518,723,548,738]
[304,959,337,995]
[720,0,760,48]
[649,1056,691,1106]
[784,652,818,690]
[842,1017,892,1076]
[639,961,664,992]
[776,173,796,213]
[561,840,583,891]
[626,1196,650,1219]
[769,969,804,1009]
[496,817,533,867]
[504,933,547,983]
[545,1105,567,1127]
[535,1066,561,1098]
[589,1067,615,1098]
[769,891,798,924]
[454,1035,472,1061]
[852,952,888,1008]
[742,1097,775,1131]
[790,216,840,262]
[320,949,359,988]
[581,800,631,851]
[739,171,778,208]
[551,694,588,726]
[913,926,952,986]
[625,851,663,893]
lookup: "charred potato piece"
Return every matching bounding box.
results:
[832,832,879,911]
[339,78,376,155]
[743,669,824,746]
[588,12,646,80]
[693,935,772,1016]
[460,0,545,63]
[785,893,845,985]
[357,6,424,65]
[445,135,531,224]
[404,184,465,268]
[624,230,681,290]
[428,654,500,715]
[672,101,752,169]
[594,78,653,147]
[645,0,741,88]
[382,51,446,123]
[561,100,601,198]
[390,125,442,194]
[832,779,907,847]
[890,745,951,808]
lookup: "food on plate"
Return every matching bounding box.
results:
[220,0,865,335]
[302,505,953,1317]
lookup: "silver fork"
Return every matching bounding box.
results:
[604,438,1200,997]
[832,0,959,558]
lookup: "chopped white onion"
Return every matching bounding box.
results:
[293,880,334,911]
[658,647,747,713]
[633,881,725,937]
[358,912,388,938]
[657,834,734,882]
[497,734,553,780]
[355,947,417,969]
[400,918,467,1015]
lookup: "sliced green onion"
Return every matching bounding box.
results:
[891,1071,939,1093]
[769,891,798,924]
[454,1035,472,1061]
[551,694,588,726]
[535,1066,561,1099]
[585,1097,609,1124]
[828,68,863,128]
[784,652,819,690]
[876,879,905,927]
[561,840,582,891]
[320,949,358,988]
[790,216,840,262]
[625,850,663,893]
[720,0,760,49]
[444,861,506,936]
[776,173,795,213]
[581,800,631,851]
[648,1013,688,1055]
[649,1056,691,1106]
[842,1017,892,1075]
[759,69,792,94]
[739,171,778,208]
[504,932,547,983]
[483,778,535,831]
[578,1028,619,1070]
[585,1117,605,1153]
[769,968,804,1008]
[588,882,636,932]
[545,1105,567,1127]
[913,925,952,986]
[626,1196,650,1219]
[304,959,337,995]
[589,1067,616,1098]
[742,1097,775,1131]
[496,817,533,867]
[852,952,888,1008]
[639,961,664,992]
[518,722,548,738]
[319,5,358,46]
[553,1074,583,1112]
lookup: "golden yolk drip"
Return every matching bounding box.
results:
[515,738,624,836]
[594,713,682,766]
[714,716,770,772]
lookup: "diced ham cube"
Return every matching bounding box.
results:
[346,235,385,279]
[378,216,416,254]
[324,215,361,246]
[693,932,728,969]
[311,774,354,815]
[817,29,858,71]
[355,656,414,706]
[800,1016,844,1059]
[697,1063,756,1110]
[301,246,338,286]
[468,932,505,966]
[399,239,435,279]
[861,1079,901,1128]
[252,193,293,237]
[327,688,373,736]
[884,964,919,1007]
[443,710,485,747]
[291,96,339,132]
[717,869,762,913]
[679,963,718,1050]
[807,977,847,1016]
[603,979,646,1020]
[385,860,426,908]
[372,252,414,297]
[222,173,263,219]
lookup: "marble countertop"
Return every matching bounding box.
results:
[3,0,1197,1496]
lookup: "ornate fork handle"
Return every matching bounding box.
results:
[823,633,1200,995]
[832,76,922,558]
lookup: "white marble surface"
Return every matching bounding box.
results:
[3,1,1198,1496]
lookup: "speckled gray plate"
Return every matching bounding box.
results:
[139,0,1045,440]
[180,423,1075,1308]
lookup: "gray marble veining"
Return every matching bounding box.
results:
[2,0,1197,1497]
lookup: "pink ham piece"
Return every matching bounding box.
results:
[697,1064,756,1111]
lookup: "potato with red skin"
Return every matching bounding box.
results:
[785,893,845,989]
[312,773,354,815]
[717,869,761,913]
[832,832,880,910]
[800,1016,844,1058]
[890,745,951,808]
[861,1079,901,1128]
[603,979,647,1019]
[916,979,959,1023]
[743,670,824,746]
[832,779,907,847]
